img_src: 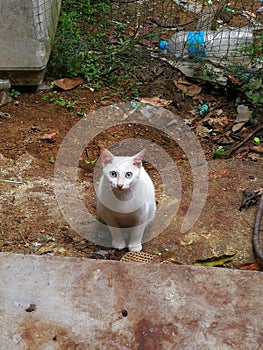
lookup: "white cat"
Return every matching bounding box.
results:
[96,148,156,252]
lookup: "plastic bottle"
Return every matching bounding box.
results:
[0,79,11,90]
[159,27,254,59]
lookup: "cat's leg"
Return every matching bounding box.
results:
[128,224,146,252]
[109,227,126,250]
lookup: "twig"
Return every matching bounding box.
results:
[224,124,263,157]
[148,17,194,30]
[0,179,24,184]
[19,231,29,246]
[253,191,263,261]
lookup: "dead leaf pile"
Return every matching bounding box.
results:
[203,114,229,133]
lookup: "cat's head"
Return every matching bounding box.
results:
[100,148,145,191]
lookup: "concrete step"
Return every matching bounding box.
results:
[0,252,262,349]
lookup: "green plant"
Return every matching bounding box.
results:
[42,90,78,109]
[76,111,87,117]
[204,0,212,6]
[47,0,112,81]
[49,156,55,164]
[9,89,20,99]
[240,33,263,62]
[47,0,157,98]
[42,90,58,103]
[213,146,229,158]
[84,159,97,166]
[241,77,263,106]
[54,97,78,109]
[232,33,263,107]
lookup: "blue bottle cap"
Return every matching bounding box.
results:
[159,40,167,50]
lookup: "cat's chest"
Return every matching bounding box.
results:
[99,191,148,213]
[103,206,148,227]
[114,211,143,227]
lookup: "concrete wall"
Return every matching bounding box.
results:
[0,0,61,85]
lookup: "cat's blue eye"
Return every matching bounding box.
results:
[125,172,133,179]
[109,171,117,178]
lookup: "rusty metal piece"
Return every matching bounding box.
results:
[0,252,263,349]
[121,251,181,265]
[120,251,158,263]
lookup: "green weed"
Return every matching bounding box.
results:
[47,0,157,98]
[9,89,20,99]
[42,90,78,109]
[231,33,263,107]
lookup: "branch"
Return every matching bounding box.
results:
[224,124,263,158]
[253,191,263,261]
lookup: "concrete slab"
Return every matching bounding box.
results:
[0,253,262,349]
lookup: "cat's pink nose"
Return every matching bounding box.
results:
[117,184,123,190]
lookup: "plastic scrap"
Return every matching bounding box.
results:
[199,103,209,116]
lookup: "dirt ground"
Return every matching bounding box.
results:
[0,0,262,268]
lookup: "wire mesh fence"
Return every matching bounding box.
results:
[103,0,262,47]
[47,0,263,101]
[32,0,61,41]
[85,0,263,84]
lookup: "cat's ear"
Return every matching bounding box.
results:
[133,149,146,168]
[100,148,114,167]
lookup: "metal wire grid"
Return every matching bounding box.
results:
[100,0,262,59]
[32,0,61,40]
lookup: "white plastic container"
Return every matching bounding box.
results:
[0,80,11,90]
[160,27,254,59]
[0,0,61,86]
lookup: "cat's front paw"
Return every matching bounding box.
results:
[112,240,126,250]
[128,244,142,252]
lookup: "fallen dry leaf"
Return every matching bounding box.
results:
[192,94,204,100]
[236,104,253,123]
[250,144,263,154]
[209,168,230,180]
[174,80,202,97]
[177,79,192,86]
[195,125,211,138]
[237,262,263,271]
[41,132,59,143]
[186,85,202,97]
[242,10,256,18]
[152,251,182,264]
[203,115,229,132]
[137,96,172,107]
[194,254,235,267]
[226,74,242,85]
[247,152,262,161]
[174,82,188,94]
[37,244,56,255]
[232,121,246,133]
[53,77,84,91]
[0,90,12,107]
